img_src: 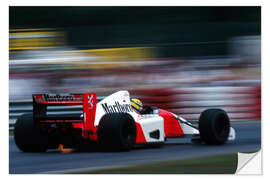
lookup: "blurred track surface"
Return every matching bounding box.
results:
[9,121,261,174]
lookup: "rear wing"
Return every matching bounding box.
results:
[32,93,97,134]
[33,94,84,105]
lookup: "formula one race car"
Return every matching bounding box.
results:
[14,90,236,152]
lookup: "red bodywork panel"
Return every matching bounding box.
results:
[135,122,147,143]
[82,93,98,140]
[72,123,83,129]
[159,109,184,138]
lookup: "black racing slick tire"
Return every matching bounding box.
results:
[14,113,48,152]
[199,109,230,145]
[98,113,137,151]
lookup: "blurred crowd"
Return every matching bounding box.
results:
[9,29,260,100]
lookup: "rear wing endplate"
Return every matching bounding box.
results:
[32,93,97,137]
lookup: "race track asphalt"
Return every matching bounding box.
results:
[9,121,261,174]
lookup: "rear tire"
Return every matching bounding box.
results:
[98,113,137,151]
[199,109,230,145]
[14,113,48,152]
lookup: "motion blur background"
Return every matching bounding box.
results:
[9,7,261,121]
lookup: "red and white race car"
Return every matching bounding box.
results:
[14,90,236,152]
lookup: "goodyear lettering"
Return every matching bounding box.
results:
[102,102,134,113]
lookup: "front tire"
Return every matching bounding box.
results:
[97,113,137,151]
[14,113,48,152]
[199,109,230,145]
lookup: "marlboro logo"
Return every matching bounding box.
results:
[101,102,134,113]
[43,94,80,101]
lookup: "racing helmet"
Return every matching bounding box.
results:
[130,98,143,114]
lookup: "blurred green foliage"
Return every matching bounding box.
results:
[10,7,260,27]
[9,7,261,57]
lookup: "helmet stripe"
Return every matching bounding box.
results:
[132,106,140,113]
[130,99,142,107]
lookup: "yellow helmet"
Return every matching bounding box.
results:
[130,98,143,113]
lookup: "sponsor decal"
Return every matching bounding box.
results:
[42,94,81,101]
[88,95,94,109]
[102,102,134,113]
